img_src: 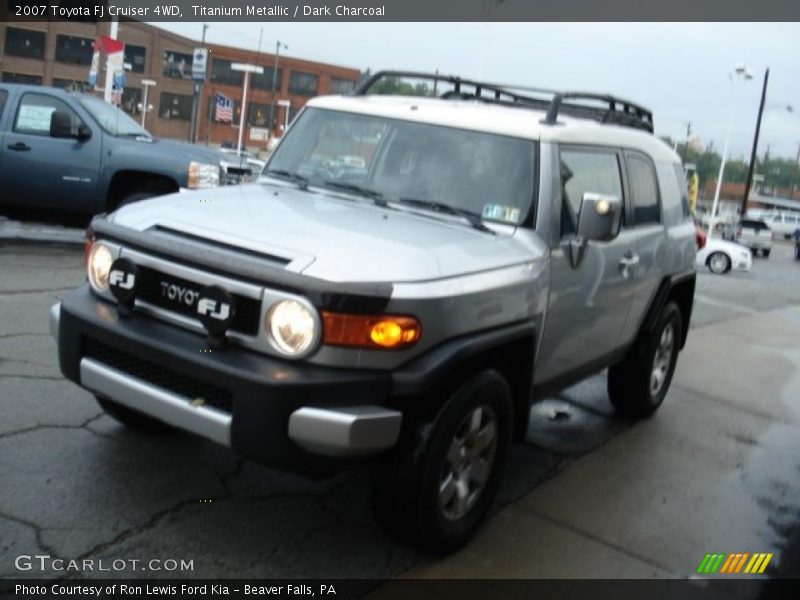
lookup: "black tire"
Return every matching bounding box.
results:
[608,302,683,418]
[795,245,800,260]
[370,370,512,554]
[763,249,771,258]
[707,251,731,274]
[96,396,173,433]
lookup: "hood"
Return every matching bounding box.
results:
[110,182,542,283]
[115,136,222,165]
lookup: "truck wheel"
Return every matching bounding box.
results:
[370,370,512,553]
[608,302,682,418]
[707,252,731,274]
[762,249,771,258]
[96,396,173,433]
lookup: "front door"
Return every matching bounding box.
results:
[535,145,638,384]
[0,91,100,212]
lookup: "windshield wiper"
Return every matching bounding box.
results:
[323,181,388,207]
[394,198,493,233]
[264,169,309,190]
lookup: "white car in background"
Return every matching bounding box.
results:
[697,235,753,274]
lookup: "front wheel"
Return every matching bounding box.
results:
[707,251,731,274]
[762,248,771,258]
[370,370,512,553]
[608,302,683,418]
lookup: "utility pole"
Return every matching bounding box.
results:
[681,122,692,162]
[742,67,769,216]
[190,23,209,144]
[789,144,800,201]
[270,41,288,138]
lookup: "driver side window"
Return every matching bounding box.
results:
[559,148,623,237]
[14,93,84,136]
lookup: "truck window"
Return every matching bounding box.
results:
[14,93,84,136]
[626,152,661,226]
[0,90,7,120]
[559,148,623,237]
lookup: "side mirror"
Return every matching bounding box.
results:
[569,192,622,267]
[577,192,622,242]
[50,111,92,141]
[49,111,73,138]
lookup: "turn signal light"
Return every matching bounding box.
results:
[321,312,421,349]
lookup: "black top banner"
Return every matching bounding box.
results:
[3,0,800,22]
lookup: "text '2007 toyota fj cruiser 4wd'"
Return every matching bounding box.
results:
[51,71,696,552]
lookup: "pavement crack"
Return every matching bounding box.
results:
[0,374,64,381]
[0,333,50,340]
[516,505,676,576]
[0,511,61,558]
[0,357,56,369]
[0,287,74,296]
[0,414,103,441]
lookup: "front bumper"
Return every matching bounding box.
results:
[51,287,401,472]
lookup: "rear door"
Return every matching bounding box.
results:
[536,145,638,383]
[622,150,665,343]
[0,91,101,211]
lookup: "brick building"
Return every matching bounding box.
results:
[0,21,360,146]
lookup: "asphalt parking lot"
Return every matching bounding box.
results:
[1,234,799,584]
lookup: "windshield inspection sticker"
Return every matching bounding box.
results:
[483,203,521,224]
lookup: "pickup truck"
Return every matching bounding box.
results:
[723,218,773,257]
[0,83,257,216]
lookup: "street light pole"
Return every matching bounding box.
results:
[790,143,800,201]
[270,41,288,137]
[709,65,753,237]
[741,68,769,216]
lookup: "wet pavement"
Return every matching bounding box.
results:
[1,239,799,583]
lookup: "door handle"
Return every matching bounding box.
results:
[7,142,31,152]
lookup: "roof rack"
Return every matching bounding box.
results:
[353,70,654,133]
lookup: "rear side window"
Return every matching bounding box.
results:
[14,92,83,136]
[0,91,7,121]
[672,164,691,218]
[626,151,660,225]
[559,148,623,237]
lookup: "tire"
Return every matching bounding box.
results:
[707,251,731,274]
[370,370,512,554]
[96,396,173,433]
[608,302,683,418]
[795,245,800,260]
[762,249,771,258]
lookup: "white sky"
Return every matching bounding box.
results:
[157,22,800,160]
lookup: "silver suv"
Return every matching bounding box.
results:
[51,71,696,552]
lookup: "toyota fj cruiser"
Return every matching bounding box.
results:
[51,71,696,552]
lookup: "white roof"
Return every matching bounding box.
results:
[308,95,680,164]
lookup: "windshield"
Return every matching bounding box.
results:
[77,95,151,137]
[266,107,536,226]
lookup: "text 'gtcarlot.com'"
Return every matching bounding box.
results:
[14,554,194,573]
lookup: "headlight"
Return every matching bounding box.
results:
[266,300,318,357]
[188,161,220,189]
[87,243,114,294]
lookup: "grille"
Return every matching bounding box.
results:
[83,339,233,413]
[136,266,261,336]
